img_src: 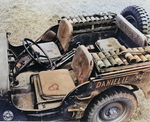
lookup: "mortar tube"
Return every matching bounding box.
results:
[116,49,129,65]
[68,18,74,24]
[78,15,87,23]
[98,52,112,68]
[145,46,150,52]
[75,16,83,23]
[138,47,149,62]
[72,17,78,24]
[92,53,106,69]
[131,48,143,63]
[144,46,150,60]
[85,16,92,22]
[119,46,136,64]
[104,52,118,67]
[109,50,124,66]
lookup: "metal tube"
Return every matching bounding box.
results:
[116,49,128,65]
[78,15,87,23]
[104,15,109,20]
[145,46,150,51]
[119,46,136,63]
[92,53,106,69]
[75,16,83,23]
[138,47,149,62]
[71,17,78,24]
[109,50,124,66]
[98,52,112,68]
[131,48,142,63]
[68,17,74,24]
[104,52,118,67]
[144,46,150,60]
[119,56,129,65]
[95,17,100,21]
[85,16,92,22]
[91,16,96,21]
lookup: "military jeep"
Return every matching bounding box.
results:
[0,5,150,122]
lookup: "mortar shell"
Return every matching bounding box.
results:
[119,46,136,63]
[92,53,106,69]
[104,15,109,20]
[98,52,112,68]
[92,53,100,60]
[68,18,74,24]
[91,16,96,21]
[72,17,78,24]
[100,17,105,21]
[141,46,150,61]
[130,48,142,63]
[119,56,129,65]
[109,50,124,66]
[96,60,106,69]
[116,49,129,65]
[75,16,83,23]
[79,15,87,23]
[95,17,100,21]
[144,46,150,60]
[85,16,92,22]
[108,15,113,20]
[104,52,118,67]
[145,54,150,60]
[138,47,149,62]
[145,46,150,51]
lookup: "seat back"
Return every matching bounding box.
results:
[57,18,73,52]
[71,45,93,84]
[41,30,56,42]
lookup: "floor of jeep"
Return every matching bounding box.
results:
[11,72,61,110]
[11,88,61,110]
[12,92,35,109]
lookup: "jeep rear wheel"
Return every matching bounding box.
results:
[121,5,150,34]
[82,86,137,122]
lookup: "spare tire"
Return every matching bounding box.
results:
[121,5,150,34]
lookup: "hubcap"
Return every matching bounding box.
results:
[3,110,14,121]
[105,107,118,118]
[126,15,137,28]
[95,102,126,121]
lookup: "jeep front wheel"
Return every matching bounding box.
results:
[82,86,137,122]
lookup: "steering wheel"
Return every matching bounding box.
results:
[23,38,53,69]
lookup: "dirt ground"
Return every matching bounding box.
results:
[1,0,150,121]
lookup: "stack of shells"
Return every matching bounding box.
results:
[66,13,115,24]
[92,46,150,71]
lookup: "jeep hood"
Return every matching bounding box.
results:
[0,33,9,95]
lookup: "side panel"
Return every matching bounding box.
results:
[131,71,150,99]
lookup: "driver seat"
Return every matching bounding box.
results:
[36,18,73,59]
[32,45,93,105]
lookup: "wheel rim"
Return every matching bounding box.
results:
[94,101,129,122]
[125,15,138,28]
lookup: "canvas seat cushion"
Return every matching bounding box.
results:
[38,69,75,96]
[32,42,61,59]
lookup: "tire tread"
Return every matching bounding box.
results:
[81,86,137,122]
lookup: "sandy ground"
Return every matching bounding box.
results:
[1,0,150,121]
